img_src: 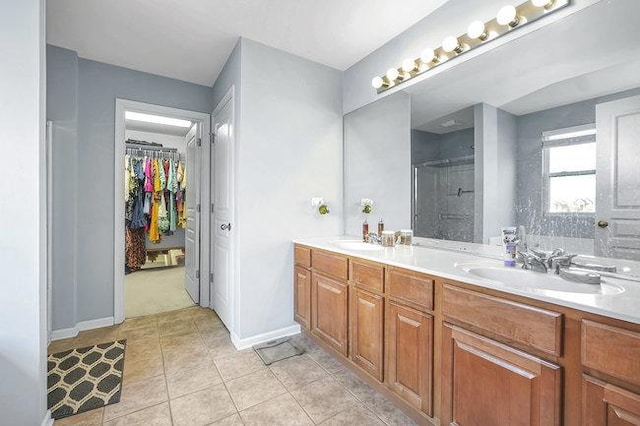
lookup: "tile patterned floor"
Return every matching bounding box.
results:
[49,307,417,425]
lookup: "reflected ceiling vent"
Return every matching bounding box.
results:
[440,119,463,128]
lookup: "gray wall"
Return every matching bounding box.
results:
[47,45,79,331]
[412,128,474,164]
[47,45,213,329]
[344,92,411,235]
[474,104,518,243]
[235,39,344,339]
[515,87,640,238]
[0,0,48,424]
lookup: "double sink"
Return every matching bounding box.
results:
[331,239,628,297]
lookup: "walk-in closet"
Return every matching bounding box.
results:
[123,111,195,317]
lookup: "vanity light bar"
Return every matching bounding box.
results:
[371,0,569,93]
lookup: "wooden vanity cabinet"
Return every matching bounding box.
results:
[349,286,384,380]
[387,301,433,416]
[581,320,640,425]
[442,323,562,425]
[294,266,311,329]
[311,271,348,356]
[293,245,312,330]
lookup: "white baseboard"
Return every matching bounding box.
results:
[50,317,115,341]
[230,324,301,350]
[41,410,53,426]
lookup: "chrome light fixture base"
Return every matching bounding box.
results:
[372,0,569,93]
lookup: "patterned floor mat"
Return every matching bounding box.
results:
[47,340,126,419]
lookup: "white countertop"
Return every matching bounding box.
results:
[294,235,640,325]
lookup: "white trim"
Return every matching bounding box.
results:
[230,324,302,351]
[50,317,115,341]
[114,100,211,324]
[41,410,53,426]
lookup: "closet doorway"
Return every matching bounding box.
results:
[114,100,211,322]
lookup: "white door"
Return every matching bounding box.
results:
[185,123,201,303]
[211,96,234,329]
[595,94,640,260]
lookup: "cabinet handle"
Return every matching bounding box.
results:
[221,223,232,231]
[597,220,609,229]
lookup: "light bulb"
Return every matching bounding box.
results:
[402,58,417,73]
[386,67,399,81]
[442,36,461,53]
[371,76,384,89]
[420,48,436,64]
[497,5,519,27]
[531,0,553,7]
[467,20,487,40]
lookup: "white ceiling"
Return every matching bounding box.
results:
[407,0,640,128]
[125,119,192,137]
[47,0,449,86]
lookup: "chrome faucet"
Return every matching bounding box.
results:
[517,251,549,273]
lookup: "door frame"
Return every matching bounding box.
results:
[210,86,237,333]
[114,99,211,324]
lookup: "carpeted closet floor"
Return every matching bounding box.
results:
[125,266,194,318]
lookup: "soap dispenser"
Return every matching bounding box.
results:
[362,219,369,242]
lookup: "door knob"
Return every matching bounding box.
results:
[220,223,232,231]
[597,220,609,228]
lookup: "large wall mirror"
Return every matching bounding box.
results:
[344,0,640,264]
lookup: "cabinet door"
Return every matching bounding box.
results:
[441,323,562,426]
[387,301,433,416]
[583,375,640,425]
[294,266,311,330]
[311,272,348,356]
[350,287,384,381]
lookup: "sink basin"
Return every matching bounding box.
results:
[332,240,385,251]
[456,262,625,296]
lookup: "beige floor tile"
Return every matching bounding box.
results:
[48,338,80,355]
[160,331,206,352]
[290,376,358,423]
[74,326,120,347]
[269,355,329,391]
[189,307,219,321]
[158,317,198,337]
[365,394,417,426]
[206,334,239,360]
[162,344,210,375]
[214,349,265,381]
[166,359,223,399]
[288,333,318,353]
[117,323,160,344]
[119,315,158,332]
[331,368,377,403]
[122,350,165,383]
[170,384,237,426]
[320,403,386,425]
[102,402,172,426]
[156,308,195,326]
[239,393,313,425]
[103,375,168,421]
[225,369,287,411]
[207,413,244,425]
[53,407,103,425]
[307,346,346,374]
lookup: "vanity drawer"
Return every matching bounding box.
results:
[442,285,563,356]
[294,245,311,268]
[582,320,640,386]
[387,268,434,312]
[350,258,384,293]
[312,250,348,281]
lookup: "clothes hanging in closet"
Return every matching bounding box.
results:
[124,150,187,270]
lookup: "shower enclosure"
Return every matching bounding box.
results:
[413,155,474,242]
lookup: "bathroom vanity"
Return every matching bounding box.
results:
[293,237,640,426]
